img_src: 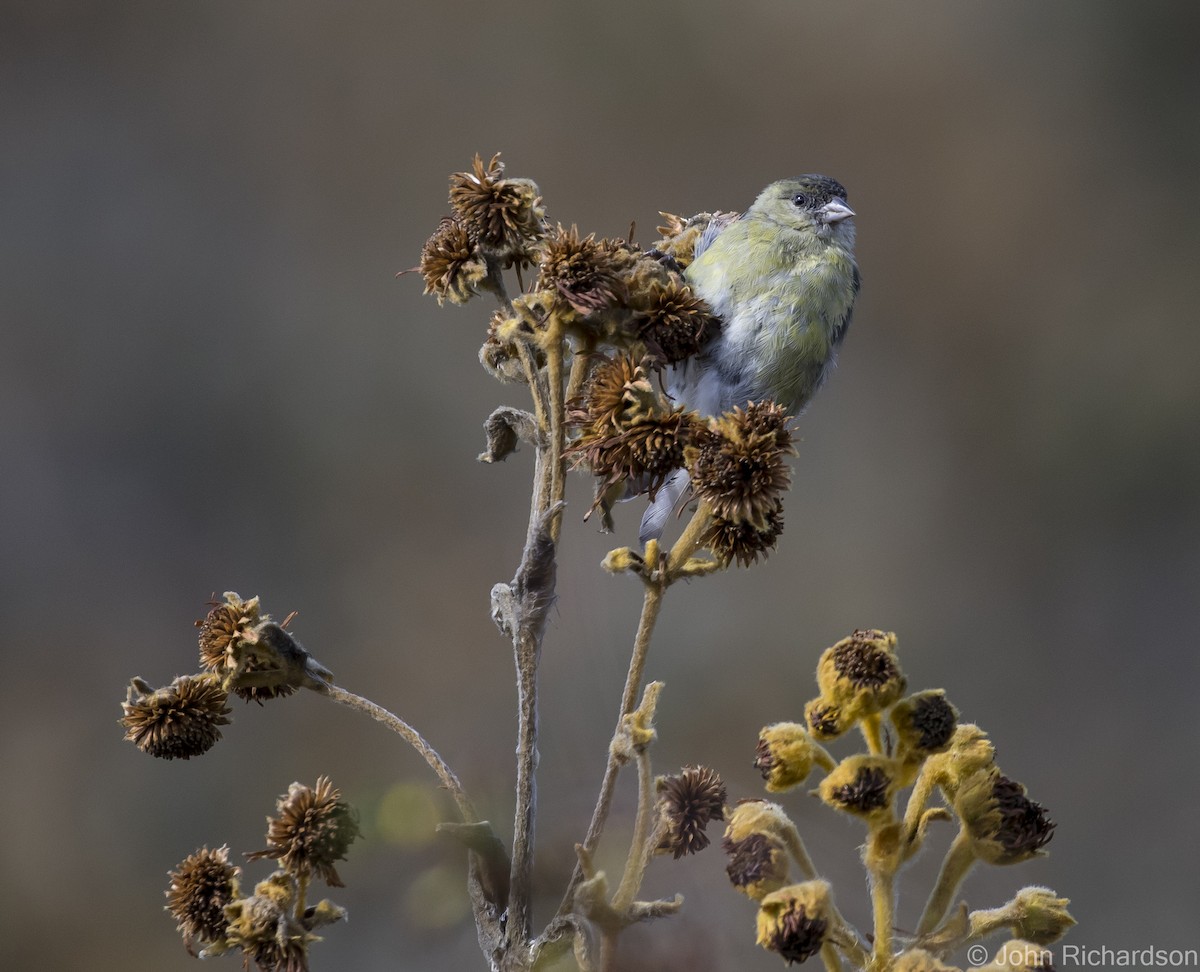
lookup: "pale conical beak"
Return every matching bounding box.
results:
[819,199,856,224]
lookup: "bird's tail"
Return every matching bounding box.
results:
[638,468,692,543]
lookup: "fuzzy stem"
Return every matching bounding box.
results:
[780,823,819,881]
[860,713,885,755]
[294,872,309,925]
[556,580,666,917]
[322,683,476,822]
[821,942,844,972]
[665,501,713,578]
[611,747,657,913]
[546,336,567,543]
[868,852,895,971]
[902,762,938,839]
[917,827,978,936]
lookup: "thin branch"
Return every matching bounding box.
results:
[556,577,666,917]
[322,683,476,823]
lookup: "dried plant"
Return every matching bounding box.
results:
[120,154,1072,971]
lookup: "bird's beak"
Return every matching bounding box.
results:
[819,199,856,224]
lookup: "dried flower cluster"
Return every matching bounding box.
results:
[720,630,1069,969]
[163,779,355,970]
[121,593,334,761]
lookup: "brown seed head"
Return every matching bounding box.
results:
[815,629,907,722]
[448,153,545,267]
[197,592,264,673]
[633,276,719,368]
[418,215,488,306]
[122,673,232,760]
[536,224,634,316]
[702,500,785,567]
[655,765,727,859]
[688,402,796,530]
[654,210,740,268]
[221,871,311,972]
[247,777,360,887]
[165,845,240,953]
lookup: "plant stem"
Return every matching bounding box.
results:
[916,827,977,936]
[509,624,541,945]
[860,713,885,755]
[556,579,666,917]
[322,683,476,822]
[611,748,656,913]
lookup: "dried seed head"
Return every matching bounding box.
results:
[891,690,959,761]
[632,276,718,368]
[536,224,634,317]
[957,770,1056,865]
[570,353,660,435]
[197,592,264,673]
[655,765,727,859]
[448,153,545,268]
[165,846,240,953]
[815,629,907,722]
[654,210,740,269]
[723,831,790,901]
[818,755,900,819]
[688,402,795,530]
[417,215,489,306]
[702,500,785,567]
[247,777,360,887]
[121,673,231,760]
[755,881,832,965]
[755,723,821,792]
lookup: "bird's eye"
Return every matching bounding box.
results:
[792,192,810,208]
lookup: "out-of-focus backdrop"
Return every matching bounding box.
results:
[4,2,1199,969]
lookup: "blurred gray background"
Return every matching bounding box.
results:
[3,2,1199,969]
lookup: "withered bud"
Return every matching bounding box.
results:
[804,699,849,740]
[724,831,790,901]
[121,673,231,760]
[656,765,727,859]
[818,755,900,819]
[957,770,1055,865]
[891,690,959,761]
[815,629,907,722]
[755,881,833,965]
[755,723,823,792]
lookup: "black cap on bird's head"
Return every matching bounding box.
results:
[753,174,856,228]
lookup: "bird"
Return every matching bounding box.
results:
[639,174,860,542]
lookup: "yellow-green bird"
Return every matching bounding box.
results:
[640,174,859,541]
